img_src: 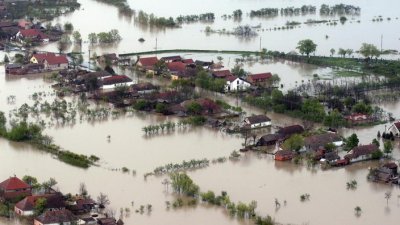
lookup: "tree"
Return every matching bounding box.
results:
[231,65,246,77]
[345,133,359,150]
[42,178,57,192]
[97,192,110,208]
[88,33,98,44]
[372,138,380,147]
[57,35,71,54]
[282,134,304,152]
[385,192,391,205]
[296,39,317,57]
[338,48,347,58]
[301,99,326,122]
[170,172,199,197]
[63,22,74,32]
[346,49,354,57]
[330,48,335,57]
[34,198,47,215]
[383,140,393,157]
[323,109,346,128]
[153,60,167,75]
[354,206,362,216]
[22,175,40,189]
[217,56,223,63]
[359,43,380,62]
[79,182,88,197]
[186,102,202,115]
[3,54,9,63]
[72,31,82,44]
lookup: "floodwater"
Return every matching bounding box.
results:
[1,0,400,224]
[36,0,400,60]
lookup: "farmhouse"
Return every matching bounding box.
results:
[244,115,271,128]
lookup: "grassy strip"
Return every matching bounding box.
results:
[119,49,260,57]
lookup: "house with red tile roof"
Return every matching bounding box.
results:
[0,176,32,201]
[137,56,158,73]
[344,144,379,163]
[34,209,77,225]
[212,70,232,79]
[16,29,49,43]
[224,75,251,92]
[30,53,68,70]
[345,113,371,124]
[247,72,272,86]
[101,75,133,90]
[14,193,65,216]
[388,121,400,136]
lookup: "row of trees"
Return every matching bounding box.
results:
[88,29,122,44]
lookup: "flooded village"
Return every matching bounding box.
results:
[1,0,400,225]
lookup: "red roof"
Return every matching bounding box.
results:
[19,29,48,39]
[393,121,400,130]
[167,61,186,72]
[182,59,194,64]
[102,75,132,85]
[15,194,64,211]
[33,53,56,62]
[248,73,272,81]
[345,113,368,121]
[138,57,158,67]
[0,176,30,191]
[212,70,232,78]
[225,75,238,82]
[45,55,68,65]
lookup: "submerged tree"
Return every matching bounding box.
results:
[296,39,317,57]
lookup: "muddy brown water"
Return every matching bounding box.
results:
[1,0,400,224]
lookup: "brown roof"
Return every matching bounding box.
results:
[160,56,182,62]
[0,176,30,191]
[275,150,293,157]
[44,55,68,65]
[346,144,378,159]
[98,217,117,225]
[245,115,271,124]
[225,75,238,82]
[304,133,341,150]
[35,209,77,224]
[102,75,132,85]
[15,193,65,211]
[277,125,304,138]
[19,29,48,39]
[212,70,232,78]
[248,73,272,81]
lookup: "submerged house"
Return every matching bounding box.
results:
[277,125,304,140]
[274,150,294,161]
[0,176,32,201]
[244,115,271,129]
[30,53,68,70]
[14,193,65,216]
[100,75,133,90]
[304,133,342,151]
[388,121,400,136]
[137,56,158,73]
[344,144,379,163]
[257,133,282,146]
[34,209,77,225]
[247,72,272,86]
[16,28,49,43]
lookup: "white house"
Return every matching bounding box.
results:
[244,115,271,128]
[344,144,378,163]
[101,75,134,90]
[388,121,400,136]
[225,76,251,92]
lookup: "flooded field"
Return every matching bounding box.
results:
[2,0,400,225]
[36,0,400,59]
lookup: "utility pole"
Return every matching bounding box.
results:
[88,49,91,70]
[380,34,383,53]
[155,38,158,57]
[259,36,262,51]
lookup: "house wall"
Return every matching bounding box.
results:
[14,207,34,216]
[389,126,400,136]
[102,82,134,90]
[350,154,372,163]
[250,121,271,128]
[225,79,251,92]
[44,62,68,71]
